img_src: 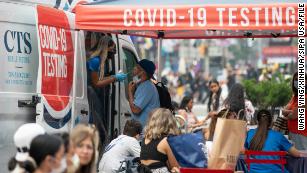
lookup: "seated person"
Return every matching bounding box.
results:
[178,96,202,132]
[99,120,142,173]
[245,110,303,173]
[140,108,180,173]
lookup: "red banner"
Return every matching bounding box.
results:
[75,3,306,38]
[36,5,74,111]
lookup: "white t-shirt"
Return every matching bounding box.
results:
[98,135,141,173]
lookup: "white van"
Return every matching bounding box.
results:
[0,1,138,171]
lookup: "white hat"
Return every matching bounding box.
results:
[14,123,45,162]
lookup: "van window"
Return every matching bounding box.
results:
[122,48,138,99]
[122,48,138,82]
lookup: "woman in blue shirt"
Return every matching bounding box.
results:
[245,110,302,173]
[86,34,127,155]
[87,35,127,87]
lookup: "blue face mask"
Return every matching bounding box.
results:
[294,81,298,89]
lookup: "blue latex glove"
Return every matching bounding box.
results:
[114,73,127,82]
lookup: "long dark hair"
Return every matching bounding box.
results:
[223,83,245,119]
[208,79,222,112]
[55,132,70,153]
[249,110,272,151]
[24,134,63,173]
[180,96,193,112]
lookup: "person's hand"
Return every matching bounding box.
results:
[128,82,136,94]
[114,73,127,82]
[282,109,292,116]
[208,111,218,118]
[171,167,180,173]
[300,150,307,157]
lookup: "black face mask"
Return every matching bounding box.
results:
[107,51,115,59]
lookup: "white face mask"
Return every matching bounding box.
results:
[133,75,141,84]
[51,158,67,173]
[67,154,80,173]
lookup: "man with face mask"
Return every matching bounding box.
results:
[128,59,160,127]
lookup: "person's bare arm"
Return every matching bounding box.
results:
[282,98,294,116]
[288,146,302,157]
[202,111,217,122]
[159,138,180,169]
[291,104,307,120]
[90,72,116,88]
[195,114,200,123]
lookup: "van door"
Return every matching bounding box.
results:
[35,5,83,132]
[115,35,139,134]
[73,30,90,126]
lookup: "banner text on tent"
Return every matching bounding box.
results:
[123,7,296,27]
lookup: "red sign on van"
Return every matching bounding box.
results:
[36,6,74,111]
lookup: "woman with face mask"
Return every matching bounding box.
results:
[23,134,65,173]
[56,133,80,173]
[70,124,99,173]
[86,34,127,154]
[8,123,46,173]
[86,34,127,88]
[282,72,307,150]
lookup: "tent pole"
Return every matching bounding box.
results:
[157,38,162,81]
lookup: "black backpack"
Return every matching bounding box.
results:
[155,82,174,112]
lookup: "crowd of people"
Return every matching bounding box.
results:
[7,33,306,173]
[8,68,307,173]
[162,63,294,107]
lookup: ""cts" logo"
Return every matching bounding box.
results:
[4,30,32,54]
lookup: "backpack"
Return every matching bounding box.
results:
[155,82,173,112]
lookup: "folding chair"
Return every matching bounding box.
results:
[245,150,287,172]
[180,168,233,173]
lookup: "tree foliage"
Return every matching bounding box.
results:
[242,77,292,111]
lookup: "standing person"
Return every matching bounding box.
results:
[282,72,307,150]
[223,83,255,122]
[8,123,45,173]
[24,134,65,173]
[98,120,143,173]
[87,35,127,89]
[70,124,99,173]
[207,79,227,117]
[128,59,160,127]
[245,110,303,173]
[140,108,180,173]
[86,35,127,149]
[227,69,236,90]
[178,96,201,131]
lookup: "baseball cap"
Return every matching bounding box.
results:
[14,123,45,162]
[138,59,156,78]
